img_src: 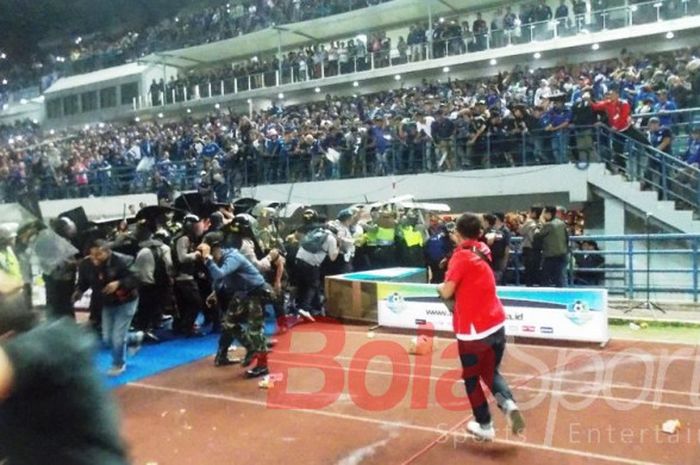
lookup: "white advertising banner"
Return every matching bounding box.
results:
[376,283,609,344]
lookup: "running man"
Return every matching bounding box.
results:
[438,213,525,441]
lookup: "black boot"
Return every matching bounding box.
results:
[245,365,270,378]
[214,351,240,367]
[245,352,269,378]
[214,334,238,367]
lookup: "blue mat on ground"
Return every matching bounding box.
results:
[99,319,277,389]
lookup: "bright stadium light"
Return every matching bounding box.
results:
[49,129,55,135]
[157,112,164,118]
[214,103,220,109]
[0,52,6,59]
[489,58,498,65]
[314,87,321,93]
[443,66,450,73]
[592,43,600,50]
[394,74,401,81]
[277,92,284,99]
[1,79,7,85]
[665,31,675,39]
[186,108,192,113]
[534,52,542,59]
[134,117,140,122]
[353,81,359,87]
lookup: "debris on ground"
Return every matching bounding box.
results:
[661,419,681,434]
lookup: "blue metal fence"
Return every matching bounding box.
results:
[506,234,700,302]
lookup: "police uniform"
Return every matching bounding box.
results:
[205,240,271,378]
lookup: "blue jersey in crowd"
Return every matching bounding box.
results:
[546,107,571,128]
[654,100,677,127]
[685,138,700,165]
[648,126,673,154]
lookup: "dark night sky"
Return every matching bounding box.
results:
[0,0,211,62]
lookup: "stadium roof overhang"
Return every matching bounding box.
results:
[137,0,499,69]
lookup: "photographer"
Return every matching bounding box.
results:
[437,213,524,441]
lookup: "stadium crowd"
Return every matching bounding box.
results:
[1,47,699,205]
[0,0,391,99]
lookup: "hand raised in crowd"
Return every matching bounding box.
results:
[268,248,280,262]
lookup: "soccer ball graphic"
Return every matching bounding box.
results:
[571,300,587,313]
[566,300,592,325]
[386,292,406,314]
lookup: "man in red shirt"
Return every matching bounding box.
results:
[438,213,525,441]
[588,88,648,173]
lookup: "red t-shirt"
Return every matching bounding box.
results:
[591,98,631,132]
[445,239,506,339]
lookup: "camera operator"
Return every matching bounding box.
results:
[437,213,524,441]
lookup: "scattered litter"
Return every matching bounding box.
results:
[183,423,193,431]
[661,419,681,434]
[179,409,186,414]
[259,376,274,389]
[629,323,641,331]
[366,332,375,339]
[160,411,169,418]
[409,335,433,355]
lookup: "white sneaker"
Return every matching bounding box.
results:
[503,399,526,436]
[466,421,495,441]
[298,309,316,322]
[107,365,126,377]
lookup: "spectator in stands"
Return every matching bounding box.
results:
[654,90,677,127]
[574,240,605,286]
[555,0,570,35]
[472,13,488,51]
[535,206,569,287]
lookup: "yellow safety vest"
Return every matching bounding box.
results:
[0,246,21,281]
[364,228,379,247]
[402,227,424,248]
[376,227,396,246]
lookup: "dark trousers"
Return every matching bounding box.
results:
[458,328,515,426]
[542,255,568,287]
[135,284,165,331]
[428,260,446,284]
[173,279,203,333]
[44,275,75,319]
[295,259,322,314]
[521,248,541,287]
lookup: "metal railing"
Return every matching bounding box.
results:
[2,124,699,212]
[505,233,700,302]
[595,124,700,211]
[135,0,700,111]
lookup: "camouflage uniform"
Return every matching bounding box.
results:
[218,287,270,359]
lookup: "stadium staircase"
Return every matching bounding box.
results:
[587,126,700,233]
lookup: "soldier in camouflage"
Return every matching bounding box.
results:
[197,232,271,378]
